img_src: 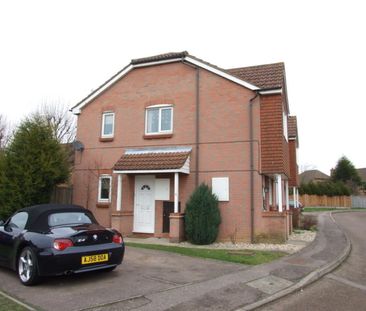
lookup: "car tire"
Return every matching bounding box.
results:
[18,247,40,286]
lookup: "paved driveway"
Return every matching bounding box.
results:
[0,246,246,311]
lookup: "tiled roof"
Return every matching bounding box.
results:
[227,62,285,89]
[299,170,330,184]
[113,151,190,171]
[131,52,283,89]
[131,51,188,65]
[288,116,298,138]
[71,51,287,113]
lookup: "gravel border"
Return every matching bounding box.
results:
[125,230,316,254]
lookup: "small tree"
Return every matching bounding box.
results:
[185,183,221,245]
[332,156,361,194]
[0,114,69,218]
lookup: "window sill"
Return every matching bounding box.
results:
[99,137,114,142]
[143,133,173,139]
[96,202,110,208]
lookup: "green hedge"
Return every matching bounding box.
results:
[299,181,351,196]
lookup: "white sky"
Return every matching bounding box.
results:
[1,0,365,174]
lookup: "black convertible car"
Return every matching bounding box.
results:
[0,204,125,285]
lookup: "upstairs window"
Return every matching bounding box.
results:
[98,175,112,202]
[101,112,115,138]
[145,105,173,135]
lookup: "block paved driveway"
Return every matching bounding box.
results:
[0,246,246,311]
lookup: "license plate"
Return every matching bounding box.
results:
[81,253,109,265]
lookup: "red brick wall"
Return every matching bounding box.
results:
[260,94,290,177]
[73,62,266,241]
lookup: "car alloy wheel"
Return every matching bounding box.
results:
[18,247,39,285]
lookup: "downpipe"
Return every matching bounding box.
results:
[249,93,258,243]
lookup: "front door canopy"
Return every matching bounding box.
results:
[113,147,191,175]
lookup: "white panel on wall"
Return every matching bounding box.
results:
[212,177,229,201]
[155,178,170,200]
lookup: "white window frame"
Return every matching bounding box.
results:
[101,112,115,138]
[98,175,112,202]
[145,104,173,135]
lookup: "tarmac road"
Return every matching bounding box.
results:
[0,243,245,311]
[259,211,366,311]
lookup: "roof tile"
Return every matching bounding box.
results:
[227,62,285,89]
[113,151,190,171]
[131,51,188,65]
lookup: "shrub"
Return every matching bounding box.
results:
[0,115,69,219]
[300,214,317,231]
[185,183,221,245]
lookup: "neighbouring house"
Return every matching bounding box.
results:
[70,51,299,243]
[356,168,366,183]
[299,170,330,184]
[356,168,366,194]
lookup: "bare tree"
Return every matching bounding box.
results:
[82,158,104,210]
[36,102,76,143]
[0,114,11,149]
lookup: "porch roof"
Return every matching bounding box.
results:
[113,149,191,174]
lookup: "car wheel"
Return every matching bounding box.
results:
[18,247,39,286]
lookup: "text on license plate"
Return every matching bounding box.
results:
[81,253,109,265]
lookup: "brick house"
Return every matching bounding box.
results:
[70,51,299,243]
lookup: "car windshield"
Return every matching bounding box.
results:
[48,212,94,227]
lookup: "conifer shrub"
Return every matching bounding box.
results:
[185,183,221,245]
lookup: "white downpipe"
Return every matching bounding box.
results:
[276,174,283,212]
[293,187,297,208]
[116,174,122,211]
[174,172,179,213]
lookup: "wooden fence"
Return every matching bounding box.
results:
[299,194,351,208]
[50,185,73,205]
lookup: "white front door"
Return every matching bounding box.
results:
[134,175,155,233]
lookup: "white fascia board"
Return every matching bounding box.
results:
[71,64,134,114]
[185,56,259,91]
[125,146,192,154]
[133,58,182,68]
[113,168,189,174]
[71,59,182,114]
[72,55,264,114]
[259,89,282,95]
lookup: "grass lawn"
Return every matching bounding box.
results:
[126,242,286,265]
[303,207,346,212]
[0,293,28,311]
[303,207,366,213]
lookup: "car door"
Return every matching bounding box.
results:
[0,212,28,267]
